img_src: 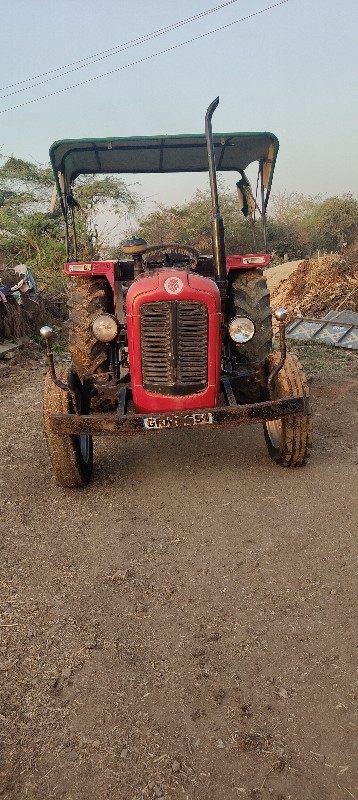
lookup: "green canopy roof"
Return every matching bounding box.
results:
[49,131,279,197]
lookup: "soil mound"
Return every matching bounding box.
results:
[0,270,66,341]
[270,244,358,318]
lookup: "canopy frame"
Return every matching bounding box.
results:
[49,131,279,261]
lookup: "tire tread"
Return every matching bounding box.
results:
[264,352,313,467]
[230,269,273,363]
[67,278,112,376]
[43,367,93,487]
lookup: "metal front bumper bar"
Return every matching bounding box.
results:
[49,395,304,436]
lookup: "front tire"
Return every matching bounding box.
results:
[43,367,93,488]
[264,353,313,467]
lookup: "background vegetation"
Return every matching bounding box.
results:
[133,188,358,261]
[1,156,358,291]
[0,158,136,290]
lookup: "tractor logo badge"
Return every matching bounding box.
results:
[164,277,183,295]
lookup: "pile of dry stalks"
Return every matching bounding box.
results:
[270,244,358,319]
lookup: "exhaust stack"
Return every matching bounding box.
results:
[205,97,227,296]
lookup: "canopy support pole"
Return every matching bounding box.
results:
[71,208,78,261]
[260,160,268,253]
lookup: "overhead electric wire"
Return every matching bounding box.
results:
[0,0,289,116]
[0,0,240,95]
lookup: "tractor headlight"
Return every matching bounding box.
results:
[228,315,255,344]
[92,314,119,343]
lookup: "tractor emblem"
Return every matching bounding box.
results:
[164,276,183,295]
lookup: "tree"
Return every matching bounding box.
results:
[129,185,257,255]
[309,194,358,252]
[267,191,321,259]
[266,191,358,259]
[0,157,137,288]
[267,218,308,260]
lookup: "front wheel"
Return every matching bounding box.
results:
[43,367,93,488]
[264,353,313,467]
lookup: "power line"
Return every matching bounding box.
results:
[0,0,239,95]
[0,1,289,116]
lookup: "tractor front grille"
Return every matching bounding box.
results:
[140,301,208,395]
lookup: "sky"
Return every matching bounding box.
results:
[0,0,357,221]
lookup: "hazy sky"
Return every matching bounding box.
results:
[1,0,357,211]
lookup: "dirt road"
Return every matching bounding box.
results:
[1,346,358,800]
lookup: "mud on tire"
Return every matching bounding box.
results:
[43,367,93,488]
[229,269,272,364]
[67,277,113,377]
[264,352,313,467]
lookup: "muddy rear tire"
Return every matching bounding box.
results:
[67,277,112,377]
[264,352,313,467]
[43,367,93,488]
[229,269,272,364]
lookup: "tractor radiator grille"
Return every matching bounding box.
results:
[140,301,208,395]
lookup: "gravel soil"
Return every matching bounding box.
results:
[0,347,358,800]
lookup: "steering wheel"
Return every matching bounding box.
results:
[142,244,199,270]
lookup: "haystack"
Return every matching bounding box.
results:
[270,244,358,319]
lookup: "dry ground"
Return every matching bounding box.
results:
[0,343,358,800]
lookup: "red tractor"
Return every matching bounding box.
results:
[42,98,312,487]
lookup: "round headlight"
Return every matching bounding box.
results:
[92,314,119,343]
[228,315,255,344]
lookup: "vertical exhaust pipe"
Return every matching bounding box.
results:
[205,97,227,297]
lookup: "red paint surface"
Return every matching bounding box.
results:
[226,254,271,271]
[126,269,222,414]
[64,252,271,286]
[64,261,116,290]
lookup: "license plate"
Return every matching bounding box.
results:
[143,411,214,430]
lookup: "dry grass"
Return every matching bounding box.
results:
[271,245,358,319]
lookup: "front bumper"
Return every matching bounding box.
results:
[49,396,304,436]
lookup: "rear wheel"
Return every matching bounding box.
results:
[67,277,112,377]
[43,367,93,488]
[229,269,272,365]
[264,352,313,467]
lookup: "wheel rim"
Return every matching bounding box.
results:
[266,418,283,449]
[78,434,90,463]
